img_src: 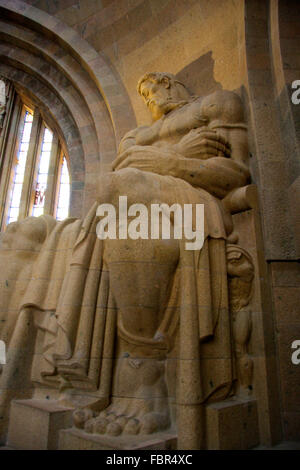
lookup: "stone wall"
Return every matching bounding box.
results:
[0,0,299,444]
[23,0,246,124]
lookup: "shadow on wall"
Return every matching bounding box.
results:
[177,55,257,187]
[177,52,222,97]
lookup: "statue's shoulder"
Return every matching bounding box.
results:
[199,90,245,125]
[118,125,152,153]
[121,125,149,141]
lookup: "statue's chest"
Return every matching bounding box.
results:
[135,102,206,146]
[159,104,205,140]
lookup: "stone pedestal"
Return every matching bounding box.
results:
[59,428,177,450]
[7,399,73,450]
[206,398,259,450]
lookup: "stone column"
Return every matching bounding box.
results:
[43,133,60,216]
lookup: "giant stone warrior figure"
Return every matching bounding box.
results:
[0,72,254,449]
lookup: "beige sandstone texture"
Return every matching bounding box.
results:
[0,0,299,450]
[0,70,264,450]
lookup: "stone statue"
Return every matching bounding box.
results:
[227,244,254,397]
[0,79,7,131]
[0,72,253,449]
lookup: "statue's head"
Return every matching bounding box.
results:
[137,72,191,121]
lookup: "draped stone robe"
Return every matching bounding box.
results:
[0,130,250,443]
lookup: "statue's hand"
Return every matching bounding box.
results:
[112,146,177,176]
[175,128,231,160]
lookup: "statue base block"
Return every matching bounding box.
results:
[59,428,177,450]
[7,399,73,450]
[206,398,259,449]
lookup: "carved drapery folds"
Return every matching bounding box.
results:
[0,71,259,450]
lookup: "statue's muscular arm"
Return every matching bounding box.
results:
[113,92,250,198]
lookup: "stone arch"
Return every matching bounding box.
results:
[0,61,85,217]
[0,0,136,215]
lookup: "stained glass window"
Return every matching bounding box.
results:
[32,127,53,217]
[7,110,33,225]
[2,93,71,230]
[56,156,70,220]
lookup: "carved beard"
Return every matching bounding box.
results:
[148,96,187,119]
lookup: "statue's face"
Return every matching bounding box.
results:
[140,79,172,121]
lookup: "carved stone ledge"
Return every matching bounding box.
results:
[206,398,259,450]
[7,399,73,450]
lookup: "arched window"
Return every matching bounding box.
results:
[32,126,53,218]
[7,109,33,225]
[0,79,70,230]
[56,156,70,221]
